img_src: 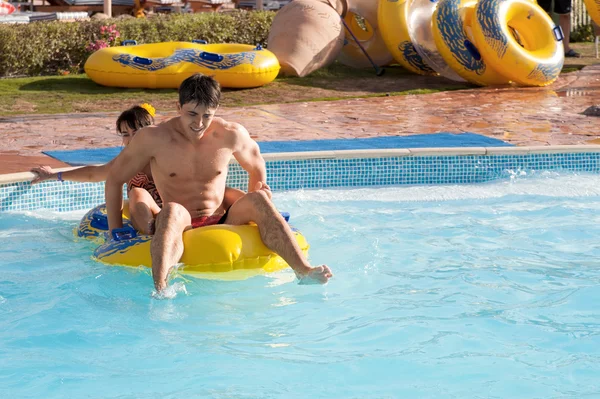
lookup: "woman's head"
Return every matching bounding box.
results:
[116,104,155,145]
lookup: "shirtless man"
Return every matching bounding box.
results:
[31,104,244,235]
[105,74,333,292]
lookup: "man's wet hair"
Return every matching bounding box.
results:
[116,106,154,134]
[179,74,221,109]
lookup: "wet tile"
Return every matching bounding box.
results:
[1,65,600,174]
[0,153,69,175]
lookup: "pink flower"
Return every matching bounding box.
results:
[86,39,109,52]
[86,25,121,53]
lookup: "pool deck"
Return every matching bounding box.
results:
[0,64,599,175]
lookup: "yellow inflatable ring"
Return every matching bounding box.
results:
[433,0,510,86]
[378,0,437,75]
[84,41,280,89]
[77,204,309,280]
[338,0,393,68]
[584,0,600,26]
[472,0,564,86]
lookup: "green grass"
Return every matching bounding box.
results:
[0,64,390,115]
[0,50,596,116]
[0,63,465,116]
[561,67,583,73]
[286,61,411,81]
[0,75,177,115]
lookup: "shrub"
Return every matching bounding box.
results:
[0,11,275,77]
[570,23,596,42]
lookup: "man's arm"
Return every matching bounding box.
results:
[105,129,156,233]
[230,123,269,195]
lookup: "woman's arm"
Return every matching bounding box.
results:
[31,162,112,184]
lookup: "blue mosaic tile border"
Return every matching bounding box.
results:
[2,152,600,212]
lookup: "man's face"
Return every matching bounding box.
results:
[178,102,217,138]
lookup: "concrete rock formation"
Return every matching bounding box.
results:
[267,0,346,77]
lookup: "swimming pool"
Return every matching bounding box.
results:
[1,173,599,398]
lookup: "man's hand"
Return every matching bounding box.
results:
[253,181,272,200]
[30,166,55,184]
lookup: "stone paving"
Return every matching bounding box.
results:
[0,65,599,175]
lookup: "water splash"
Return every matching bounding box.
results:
[275,173,600,203]
[151,281,188,300]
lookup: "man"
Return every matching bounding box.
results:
[105,74,333,292]
[538,0,581,57]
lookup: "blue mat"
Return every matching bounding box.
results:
[43,133,512,166]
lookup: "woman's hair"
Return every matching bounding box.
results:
[115,105,155,133]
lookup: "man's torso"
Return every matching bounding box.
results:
[148,118,234,217]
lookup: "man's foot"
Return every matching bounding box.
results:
[152,281,188,299]
[154,279,167,293]
[565,49,581,58]
[298,265,333,285]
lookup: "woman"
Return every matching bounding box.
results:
[32,103,244,234]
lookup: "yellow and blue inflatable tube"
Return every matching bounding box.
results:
[378,0,437,75]
[77,204,309,280]
[84,41,281,89]
[433,0,510,86]
[472,0,564,86]
[338,5,394,68]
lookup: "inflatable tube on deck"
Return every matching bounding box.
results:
[337,0,394,68]
[433,0,510,86]
[84,42,280,89]
[472,0,564,86]
[408,0,466,82]
[267,0,346,77]
[378,0,437,75]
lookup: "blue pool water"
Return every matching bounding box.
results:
[1,173,600,398]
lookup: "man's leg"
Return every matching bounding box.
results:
[559,13,575,54]
[151,202,192,291]
[224,191,332,284]
[555,0,579,56]
[539,0,579,57]
[224,186,246,209]
[128,188,161,235]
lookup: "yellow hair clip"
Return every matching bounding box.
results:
[140,103,156,117]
